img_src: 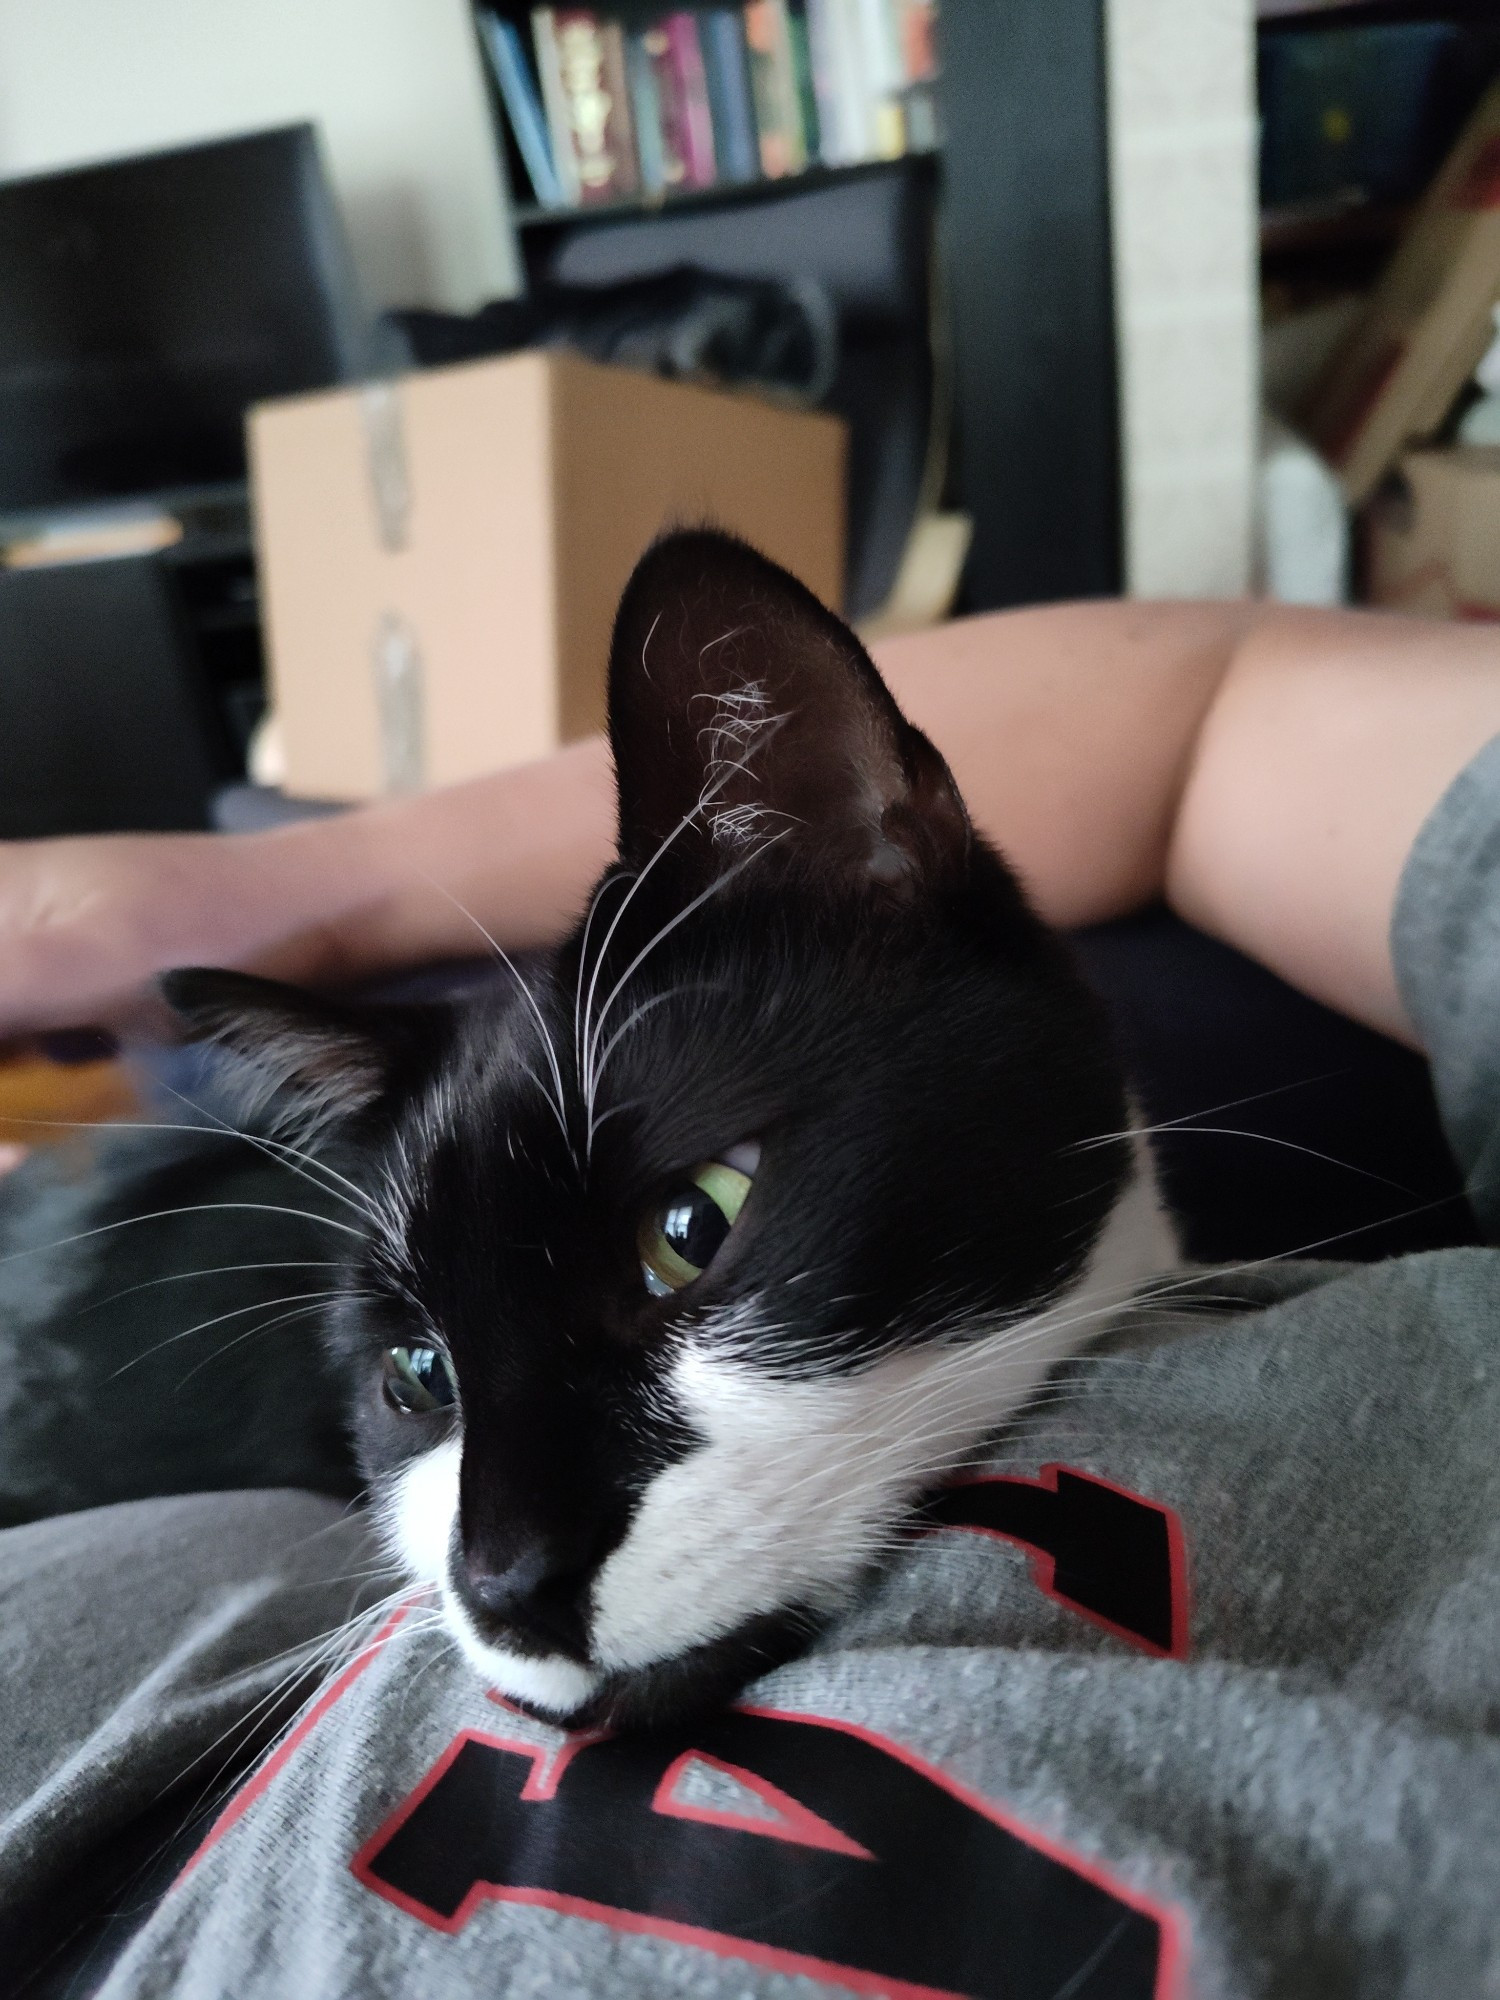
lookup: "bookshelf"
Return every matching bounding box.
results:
[509,155,903,229]
[468,0,1122,615]
[1257,6,1500,308]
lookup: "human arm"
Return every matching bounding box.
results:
[878,599,1500,1045]
[0,598,1495,1048]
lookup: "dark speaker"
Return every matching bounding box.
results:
[0,556,222,837]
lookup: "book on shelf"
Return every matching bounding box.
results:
[532,8,641,202]
[786,0,823,167]
[478,13,566,207]
[701,9,759,184]
[481,0,939,213]
[625,29,669,194]
[661,13,720,187]
[745,0,807,178]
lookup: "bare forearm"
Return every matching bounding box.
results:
[872,600,1259,926]
[3,594,1494,1056]
[248,737,616,985]
[257,600,1250,980]
[0,741,615,1036]
[880,601,1500,1044]
[1166,610,1500,1044]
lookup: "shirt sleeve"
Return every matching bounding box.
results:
[1391,730,1500,1242]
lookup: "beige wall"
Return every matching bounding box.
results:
[1105,0,1260,597]
[0,0,518,312]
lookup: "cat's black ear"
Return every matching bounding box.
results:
[160,968,430,1132]
[607,530,969,895]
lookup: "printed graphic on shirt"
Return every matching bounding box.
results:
[354,1704,1182,2000]
[925,1465,1191,1658]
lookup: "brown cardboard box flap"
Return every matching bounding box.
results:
[1365,445,1500,620]
[1303,83,1500,506]
[249,351,846,801]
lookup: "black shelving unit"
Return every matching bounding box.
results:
[473,0,1122,613]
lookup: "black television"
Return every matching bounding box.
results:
[0,123,369,523]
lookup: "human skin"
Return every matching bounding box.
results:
[0,599,1495,1050]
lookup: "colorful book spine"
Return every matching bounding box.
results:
[897,0,937,83]
[853,0,906,157]
[701,9,760,183]
[744,0,807,178]
[518,0,935,202]
[642,22,691,187]
[540,7,641,203]
[892,0,938,151]
[480,12,565,207]
[786,0,822,166]
[531,9,583,203]
[599,25,642,193]
[626,28,668,194]
[824,0,875,162]
[803,0,850,163]
[660,13,719,187]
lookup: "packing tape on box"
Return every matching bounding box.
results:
[359,381,424,794]
[373,611,425,795]
[360,381,412,554]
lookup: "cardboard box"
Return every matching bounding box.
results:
[1365,446,1500,620]
[1301,80,1500,505]
[249,350,846,800]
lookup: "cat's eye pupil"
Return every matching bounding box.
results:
[661,1187,732,1270]
[638,1154,756,1298]
[382,1344,457,1416]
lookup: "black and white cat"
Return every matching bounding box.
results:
[165,530,1175,1728]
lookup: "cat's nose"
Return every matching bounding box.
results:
[459,1538,591,1658]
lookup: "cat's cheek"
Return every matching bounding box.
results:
[380,1434,461,1586]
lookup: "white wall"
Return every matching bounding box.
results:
[0,0,518,314]
[1105,0,1259,597]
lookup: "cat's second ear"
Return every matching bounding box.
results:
[607,531,969,896]
[160,968,434,1134]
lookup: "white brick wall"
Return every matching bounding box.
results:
[1105,0,1259,597]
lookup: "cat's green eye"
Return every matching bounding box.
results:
[382,1344,458,1416]
[639,1157,755,1298]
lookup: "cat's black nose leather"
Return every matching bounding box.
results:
[460,1540,591,1658]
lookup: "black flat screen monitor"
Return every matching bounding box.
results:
[0,124,368,519]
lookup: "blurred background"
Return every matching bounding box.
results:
[3,0,1495,1266]
[0,0,1495,838]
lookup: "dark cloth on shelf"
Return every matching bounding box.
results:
[384,265,838,406]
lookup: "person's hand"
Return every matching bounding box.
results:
[0,831,275,1040]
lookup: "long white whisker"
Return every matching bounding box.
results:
[573,871,629,1093]
[149,1072,385,1223]
[80,1260,344,1315]
[0,1105,380,1225]
[105,1288,354,1380]
[0,1202,366,1271]
[580,722,788,1123]
[586,831,791,1157]
[1077,1121,1412,1193]
[1069,1071,1349,1153]
[588,983,728,1103]
[417,873,572,1156]
[173,1296,362,1389]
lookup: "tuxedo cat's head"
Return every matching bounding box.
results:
[166,532,1166,1728]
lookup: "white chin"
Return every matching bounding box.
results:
[447,1603,603,1717]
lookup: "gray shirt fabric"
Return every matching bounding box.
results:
[8,739,1500,2000]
